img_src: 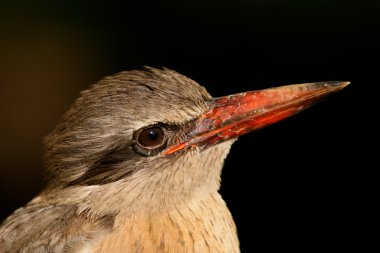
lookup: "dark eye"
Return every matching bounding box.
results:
[137,127,165,149]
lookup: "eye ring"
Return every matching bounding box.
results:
[133,125,167,156]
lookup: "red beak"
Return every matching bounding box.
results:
[163,81,349,155]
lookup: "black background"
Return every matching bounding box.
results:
[0,1,378,251]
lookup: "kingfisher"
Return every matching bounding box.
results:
[0,67,348,252]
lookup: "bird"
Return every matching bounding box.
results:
[0,67,349,253]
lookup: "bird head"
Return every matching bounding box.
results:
[42,67,348,215]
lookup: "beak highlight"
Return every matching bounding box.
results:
[163,81,349,155]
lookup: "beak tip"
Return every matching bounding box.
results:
[324,81,350,88]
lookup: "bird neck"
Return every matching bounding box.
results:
[91,192,239,253]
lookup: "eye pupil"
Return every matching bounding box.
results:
[137,127,165,149]
[147,130,159,140]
